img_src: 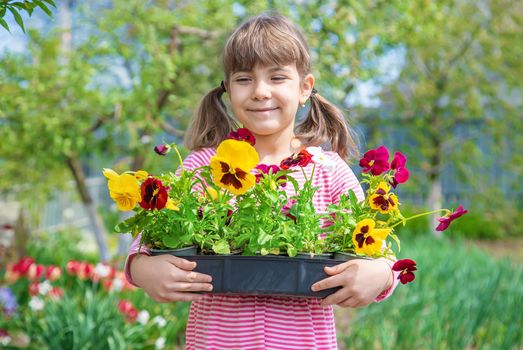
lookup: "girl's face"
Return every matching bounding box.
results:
[227,63,314,142]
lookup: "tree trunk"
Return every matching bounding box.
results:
[427,175,443,237]
[66,156,110,262]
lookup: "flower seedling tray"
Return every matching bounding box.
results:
[152,252,360,298]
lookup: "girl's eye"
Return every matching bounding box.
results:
[235,77,251,83]
[272,76,287,81]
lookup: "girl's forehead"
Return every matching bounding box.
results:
[231,63,299,75]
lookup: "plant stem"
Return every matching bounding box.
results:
[390,209,450,229]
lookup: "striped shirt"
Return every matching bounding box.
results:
[126,147,399,350]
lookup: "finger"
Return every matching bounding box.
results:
[167,256,197,271]
[311,274,345,292]
[182,270,213,283]
[320,288,351,306]
[172,282,213,293]
[164,291,206,303]
[324,260,357,276]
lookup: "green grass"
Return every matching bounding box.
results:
[337,235,523,349]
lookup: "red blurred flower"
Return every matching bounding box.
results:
[392,259,417,284]
[29,282,40,296]
[139,177,168,210]
[436,205,468,231]
[359,146,390,176]
[76,262,94,280]
[280,150,313,169]
[66,260,80,275]
[154,144,170,156]
[227,128,256,146]
[27,264,45,280]
[118,300,138,323]
[49,287,64,300]
[15,257,35,275]
[390,151,410,188]
[46,266,62,282]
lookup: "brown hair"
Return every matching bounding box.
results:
[185,13,359,161]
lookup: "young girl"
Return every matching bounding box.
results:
[126,13,399,350]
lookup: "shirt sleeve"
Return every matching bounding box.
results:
[327,152,364,204]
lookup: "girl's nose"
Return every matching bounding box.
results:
[252,80,271,100]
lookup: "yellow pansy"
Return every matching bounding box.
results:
[134,170,148,181]
[210,139,259,195]
[165,198,180,211]
[352,219,391,256]
[102,168,141,211]
[369,181,399,214]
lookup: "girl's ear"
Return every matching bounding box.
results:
[300,73,315,104]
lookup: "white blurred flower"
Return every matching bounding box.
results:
[38,280,52,296]
[152,315,167,327]
[28,297,44,311]
[155,337,166,349]
[94,263,111,279]
[137,310,150,325]
[0,335,11,346]
[306,147,336,171]
[111,278,124,292]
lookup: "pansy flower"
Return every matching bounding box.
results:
[392,259,417,284]
[154,144,170,156]
[352,219,391,256]
[306,147,336,171]
[359,146,390,175]
[280,149,313,169]
[139,177,168,210]
[435,205,468,231]
[369,182,399,214]
[227,128,256,146]
[103,168,141,211]
[210,139,259,195]
[390,151,410,188]
[255,164,287,187]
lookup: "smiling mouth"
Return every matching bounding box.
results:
[248,107,278,112]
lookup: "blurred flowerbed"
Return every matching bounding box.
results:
[0,242,189,349]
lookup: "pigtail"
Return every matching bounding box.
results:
[184,86,238,150]
[296,93,360,162]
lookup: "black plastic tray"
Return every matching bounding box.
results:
[151,253,359,298]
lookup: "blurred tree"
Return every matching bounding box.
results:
[0,0,271,259]
[0,0,55,32]
[291,0,523,235]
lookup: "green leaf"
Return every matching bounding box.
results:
[0,18,9,32]
[162,235,179,248]
[7,6,25,32]
[212,240,230,254]
[43,0,56,7]
[33,0,52,17]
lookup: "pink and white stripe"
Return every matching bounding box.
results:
[125,147,399,349]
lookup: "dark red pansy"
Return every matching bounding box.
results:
[226,128,256,146]
[390,151,410,188]
[139,177,168,210]
[255,164,287,186]
[436,205,468,231]
[154,144,169,156]
[392,259,417,284]
[280,149,313,169]
[359,146,390,176]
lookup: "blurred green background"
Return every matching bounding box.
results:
[0,0,522,349]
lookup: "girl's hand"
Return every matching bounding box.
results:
[311,259,392,308]
[130,254,213,303]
